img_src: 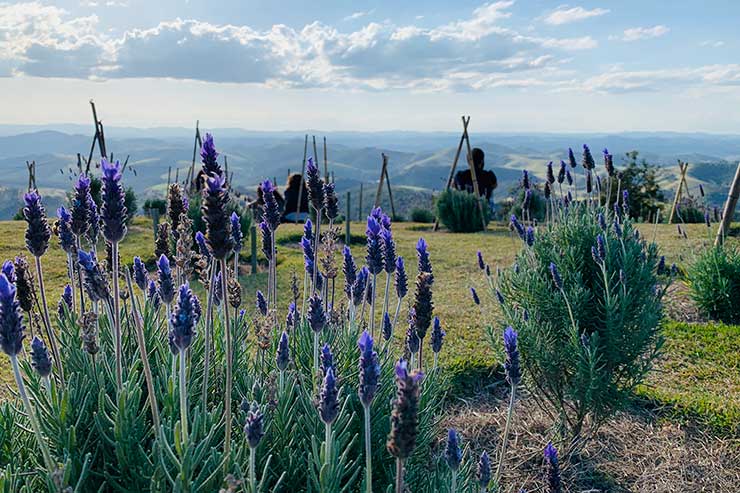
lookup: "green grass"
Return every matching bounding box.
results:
[637,320,740,433]
[0,217,738,432]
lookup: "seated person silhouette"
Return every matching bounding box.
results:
[282,173,310,222]
[247,183,285,221]
[453,148,498,204]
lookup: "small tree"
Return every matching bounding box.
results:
[604,151,665,221]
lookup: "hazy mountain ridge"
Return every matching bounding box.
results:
[0,128,738,219]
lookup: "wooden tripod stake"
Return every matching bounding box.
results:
[433,116,487,231]
[373,153,396,218]
[668,160,690,224]
[715,161,740,246]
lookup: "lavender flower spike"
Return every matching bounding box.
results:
[386,359,423,459]
[195,231,211,260]
[321,343,334,375]
[318,367,339,425]
[549,262,563,290]
[0,274,25,356]
[157,254,175,305]
[477,451,491,489]
[30,336,52,378]
[382,312,393,341]
[430,316,445,354]
[78,250,110,303]
[358,331,381,407]
[231,212,243,252]
[342,246,357,300]
[100,158,128,243]
[544,442,562,493]
[365,216,384,275]
[503,327,521,386]
[416,238,433,282]
[58,284,73,318]
[470,287,481,305]
[276,331,290,371]
[305,158,325,211]
[133,256,147,291]
[261,179,281,231]
[477,251,485,271]
[323,182,339,220]
[1,261,14,283]
[23,191,51,258]
[169,284,198,351]
[256,290,268,316]
[445,429,462,471]
[147,280,161,311]
[200,132,222,177]
[308,294,326,333]
[71,174,92,237]
[395,257,408,299]
[56,206,76,254]
[244,401,265,448]
[381,228,396,274]
[202,175,234,260]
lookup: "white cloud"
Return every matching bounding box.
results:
[540,36,598,50]
[700,40,725,48]
[579,65,740,93]
[616,25,670,42]
[542,6,609,25]
[343,10,374,21]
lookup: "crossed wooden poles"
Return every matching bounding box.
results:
[373,153,396,219]
[433,116,487,231]
[668,160,691,224]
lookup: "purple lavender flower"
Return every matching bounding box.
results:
[557,161,566,184]
[244,401,265,448]
[202,175,234,260]
[503,327,521,386]
[477,451,491,489]
[470,287,480,305]
[395,257,408,299]
[133,256,147,291]
[30,336,52,377]
[157,254,175,305]
[230,212,243,253]
[704,211,711,227]
[522,189,532,211]
[212,271,223,307]
[23,191,51,258]
[303,218,314,243]
[286,301,298,331]
[445,429,462,471]
[550,262,563,290]
[276,331,290,371]
[342,246,357,301]
[0,274,25,356]
[323,182,339,220]
[614,219,623,237]
[366,216,384,275]
[544,182,552,200]
[318,367,339,425]
[496,289,505,305]
[477,251,485,270]
[586,172,593,194]
[261,180,281,231]
[582,144,595,170]
[56,206,76,254]
[430,317,445,354]
[381,228,396,274]
[657,255,666,275]
[544,442,562,493]
[305,158,324,211]
[510,215,525,239]
[192,293,202,324]
[87,188,101,245]
[200,133,222,177]
[100,158,128,243]
[546,161,555,184]
[308,294,326,333]
[352,267,369,307]
[405,309,420,354]
[320,343,333,375]
[195,231,211,260]
[147,280,161,311]
[622,190,630,215]
[301,237,313,272]
[568,148,577,169]
[597,213,606,230]
[566,169,573,187]
[78,250,110,303]
[358,331,380,406]
[259,221,272,261]
[595,234,606,262]
[522,170,530,190]
[603,149,615,176]
[58,284,73,318]
[169,283,198,351]
[525,226,535,247]
[1,262,14,283]
[255,290,267,316]
[71,175,92,237]
[416,238,433,282]
[387,359,423,459]
[382,312,393,341]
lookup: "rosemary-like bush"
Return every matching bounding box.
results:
[491,203,670,450]
[435,189,490,233]
[688,243,740,323]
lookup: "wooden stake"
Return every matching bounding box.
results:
[323,136,329,182]
[461,117,488,231]
[345,191,351,245]
[715,161,740,246]
[668,161,689,224]
[433,116,471,231]
[358,183,364,221]
[294,135,308,223]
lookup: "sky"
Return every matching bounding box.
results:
[1,0,739,133]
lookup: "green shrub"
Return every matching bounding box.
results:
[143,198,167,215]
[435,189,491,233]
[124,187,137,223]
[410,208,435,223]
[499,187,547,223]
[688,244,740,323]
[483,203,670,450]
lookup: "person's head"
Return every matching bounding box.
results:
[472,148,485,170]
[286,173,304,191]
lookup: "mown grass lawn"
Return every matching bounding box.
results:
[0,217,737,433]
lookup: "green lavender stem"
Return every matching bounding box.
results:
[325,422,332,468]
[220,258,233,459]
[202,261,216,411]
[11,355,55,473]
[451,470,457,493]
[494,383,517,485]
[313,331,320,376]
[395,458,405,493]
[369,273,377,337]
[33,256,64,385]
[179,348,188,445]
[363,404,372,493]
[111,241,122,390]
[66,253,76,314]
[249,446,257,493]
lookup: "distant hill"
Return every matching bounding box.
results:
[0,127,739,219]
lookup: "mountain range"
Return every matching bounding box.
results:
[1,125,739,220]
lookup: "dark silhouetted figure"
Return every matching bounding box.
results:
[247,183,285,221]
[282,173,310,222]
[454,148,497,200]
